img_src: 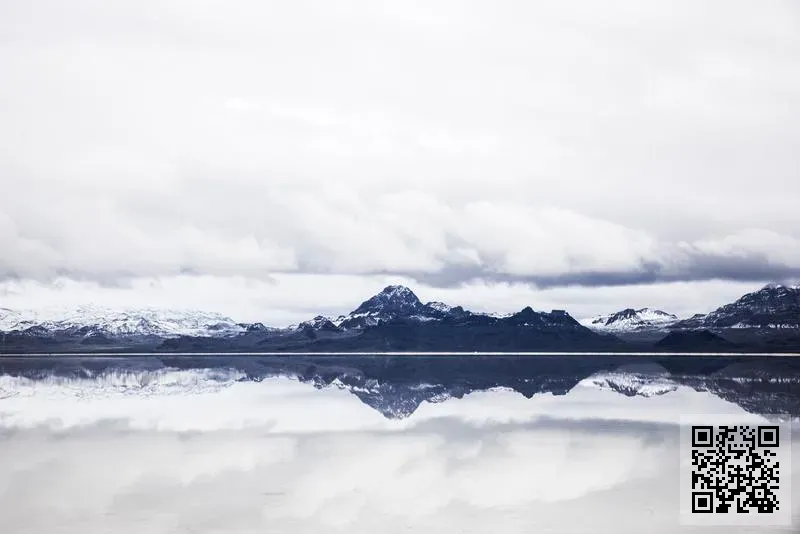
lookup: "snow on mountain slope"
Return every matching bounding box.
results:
[425,301,453,313]
[302,285,462,331]
[298,315,341,331]
[0,305,245,338]
[636,308,678,323]
[483,311,514,319]
[582,308,678,332]
[296,285,589,334]
[0,308,36,332]
[672,283,800,329]
[351,285,423,316]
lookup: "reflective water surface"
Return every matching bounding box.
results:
[0,354,798,533]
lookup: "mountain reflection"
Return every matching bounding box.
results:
[2,354,799,419]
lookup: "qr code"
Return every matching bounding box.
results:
[680,417,792,527]
[691,425,780,513]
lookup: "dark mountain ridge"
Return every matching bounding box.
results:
[3,283,800,353]
[672,284,800,329]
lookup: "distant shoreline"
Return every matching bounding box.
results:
[2,351,799,357]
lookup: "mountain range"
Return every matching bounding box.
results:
[2,283,800,353]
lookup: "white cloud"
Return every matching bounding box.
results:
[1,0,799,310]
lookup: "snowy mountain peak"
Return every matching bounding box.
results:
[384,284,414,295]
[610,308,638,320]
[0,305,245,338]
[762,283,785,290]
[671,282,800,329]
[634,308,678,321]
[297,286,428,332]
[756,283,800,295]
[302,288,467,331]
[583,307,677,332]
[351,285,423,316]
[425,301,453,313]
[299,315,340,332]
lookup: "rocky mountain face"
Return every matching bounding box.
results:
[351,285,425,317]
[672,284,800,329]
[298,286,583,333]
[259,286,616,353]
[316,285,471,331]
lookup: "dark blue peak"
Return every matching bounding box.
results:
[351,285,423,316]
[727,284,800,309]
[506,306,544,326]
[300,316,340,332]
[505,307,581,328]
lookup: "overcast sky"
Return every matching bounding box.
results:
[1,0,799,324]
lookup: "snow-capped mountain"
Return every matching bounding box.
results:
[425,301,454,314]
[0,284,614,352]
[296,285,585,333]
[300,285,470,331]
[352,285,423,317]
[0,308,32,332]
[672,283,800,329]
[4,282,800,353]
[582,308,678,332]
[298,315,341,332]
[0,305,247,338]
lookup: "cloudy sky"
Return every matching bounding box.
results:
[1,0,799,324]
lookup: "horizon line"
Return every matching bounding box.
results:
[2,281,798,328]
[2,351,799,357]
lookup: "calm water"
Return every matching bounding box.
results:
[1,353,798,533]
